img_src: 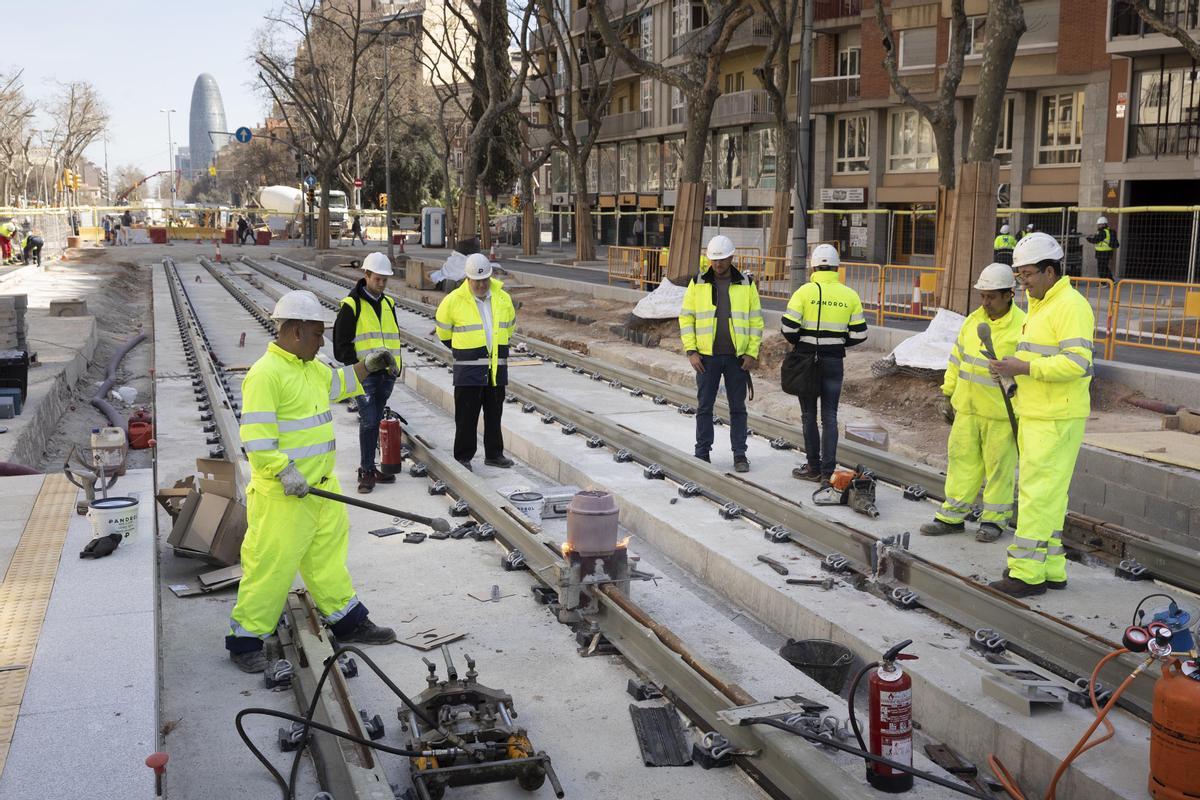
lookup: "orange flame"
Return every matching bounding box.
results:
[561,541,573,558]
[617,536,630,549]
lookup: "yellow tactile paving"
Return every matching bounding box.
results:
[0,474,76,777]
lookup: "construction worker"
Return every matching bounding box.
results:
[0,220,15,264]
[993,225,1017,266]
[333,252,404,494]
[435,253,516,471]
[1086,216,1119,281]
[679,235,763,472]
[20,230,44,268]
[1019,223,1036,239]
[920,263,1024,542]
[783,244,868,482]
[987,233,1094,598]
[227,290,401,673]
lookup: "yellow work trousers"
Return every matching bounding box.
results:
[935,414,1017,526]
[1007,418,1086,585]
[229,476,358,639]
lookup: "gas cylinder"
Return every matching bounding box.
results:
[378,407,404,475]
[1149,657,1200,800]
[867,640,917,793]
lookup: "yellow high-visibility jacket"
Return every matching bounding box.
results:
[679,266,764,358]
[781,269,868,356]
[434,278,516,387]
[993,234,1017,251]
[1012,277,1095,420]
[338,289,404,365]
[239,342,363,492]
[943,303,1026,420]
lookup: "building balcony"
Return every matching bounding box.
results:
[1109,0,1200,52]
[579,52,640,85]
[574,110,642,140]
[571,0,634,34]
[1128,122,1200,159]
[711,89,775,127]
[726,18,773,51]
[528,73,562,102]
[671,31,707,57]
[814,0,861,26]
[810,75,861,107]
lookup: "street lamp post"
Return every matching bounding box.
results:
[160,108,177,211]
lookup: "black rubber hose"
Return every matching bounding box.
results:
[846,660,878,756]
[90,330,147,431]
[741,716,992,800]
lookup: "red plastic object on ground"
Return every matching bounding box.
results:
[379,409,403,475]
[128,408,155,450]
[256,229,272,246]
[149,227,168,245]
[223,228,236,244]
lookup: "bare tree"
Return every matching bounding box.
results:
[217,133,298,205]
[590,0,752,283]
[114,165,149,202]
[255,0,411,248]
[0,71,35,205]
[754,0,801,257]
[1126,0,1200,60]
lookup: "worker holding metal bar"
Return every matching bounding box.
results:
[987,233,1095,598]
[226,290,401,673]
[435,253,517,472]
[921,263,1024,542]
[679,235,764,472]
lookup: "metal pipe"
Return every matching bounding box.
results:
[790,0,814,290]
[90,331,148,432]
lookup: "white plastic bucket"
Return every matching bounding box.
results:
[88,496,139,541]
[508,491,545,525]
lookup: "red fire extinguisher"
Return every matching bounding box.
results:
[378,407,407,476]
[850,639,918,793]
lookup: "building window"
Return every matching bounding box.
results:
[717,130,742,189]
[888,109,938,171]
[899,27,936,70]
[640,11,653,59]
[620,142,637,192]
[748,127,779,189]
[599,145,618,193]
[994,96,1015,166]
[672,0,688,36]
[552,150,569,194]
[723,72,745,94]
[835,114,870,174]
[641,78,654,126]
[965,16,987,56]
[837,46,860,77]
[586,152,598,193]
[1130,67,1200,158]
[670,86,686,125]
[640,140,660,192]
[1037,90,1084,165]
[1020,0,1059,49]
[663,137,683,190]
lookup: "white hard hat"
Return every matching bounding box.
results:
[705,234,736,262]
[464,252,494,280]
[974,263,1016,291]
[271,289,332,323]
[1097,216,1108,226]
[1025,223,1035,231]
[1012,231,1064,268]
[810,243,840,269]
[999,224,1010,235]
[362,252,393,276]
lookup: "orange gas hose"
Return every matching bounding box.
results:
[988,648,1145,800]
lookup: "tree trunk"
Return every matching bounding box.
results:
[667,99,717,284]
[457,190,477,247]
[318,172,333,250]
[934,123,957,191]
[479,191,492,251]
[571,161,595,263]
[768,122,795,258]
[520,172,537,256]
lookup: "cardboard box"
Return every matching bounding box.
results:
[163,458,246,567]
[405,259,442,290]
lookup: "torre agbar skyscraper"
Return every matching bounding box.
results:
[188,73,229,180]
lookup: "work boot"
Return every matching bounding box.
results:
[920,519,965,537]
[456,459,473,472]
[357,468,376,494]
[230,649,269,674]
[484,455,514,468]
[976,522,1004,543]
[373,469,396,485]
[1004,568,1066,591]
[791,463,822,482]
[988,575,1046,598]
[733,455,749,473]
[338,618,396,645]
[696,453,710,463]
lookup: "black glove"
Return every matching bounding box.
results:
[80,534,122,559]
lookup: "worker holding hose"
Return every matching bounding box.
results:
[988,233,1094,598]
[226,290,401,673]
[921,263,1024,542]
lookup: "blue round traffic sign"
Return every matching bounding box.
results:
[235,126,253,144]
[304,175,317,188]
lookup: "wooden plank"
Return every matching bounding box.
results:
[1084,430,1200,471]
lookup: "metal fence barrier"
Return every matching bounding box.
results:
[881,264,944,322]
[1110,279,1200,357]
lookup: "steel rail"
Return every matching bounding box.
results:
[250,256,1161,717]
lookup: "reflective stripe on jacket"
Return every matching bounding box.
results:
[1012,277,1095,420]
[781,269,868,357]
[942,303,1025,420]
[993,234,1017,251]
[338,292,404,364]
[434,278,516,387]
[239,342,363,492]
[1094,228,1114,252]
[679,266,764,358]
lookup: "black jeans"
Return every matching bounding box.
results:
[800,356,844,475]
[694,353,749,457]
[357,372,396,472]
[1096,251,1114,281]
[454,385,506,462]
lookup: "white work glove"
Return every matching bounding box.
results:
[939,396,955,425]
[277,463,310,497]
[363,348,400,377]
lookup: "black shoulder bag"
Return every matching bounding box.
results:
[780,283,822,401]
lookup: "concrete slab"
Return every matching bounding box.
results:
[0,474,44,579]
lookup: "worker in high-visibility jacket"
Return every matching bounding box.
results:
[0,220,16,264]
[992,225,1017,266]
[435,253,517,471]
[920,263,1025,543]
[226,290,401,673]
[333,252,404,494]
[988,233,1094,598]
[782,244,868,482]
[679,235,763,472]
[1085,216,1119,281]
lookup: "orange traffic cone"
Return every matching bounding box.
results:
[911,279,922,316]
[489,242,498,260]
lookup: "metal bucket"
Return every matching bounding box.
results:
[779,639,854,694]
[88,496,139,541]
[508,491,545,525]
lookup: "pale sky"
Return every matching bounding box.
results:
[5,0,282,178]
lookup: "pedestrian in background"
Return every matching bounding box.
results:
[921,263,1024,542]
[349,214,366,246]
[1086,216,1119,281]
[988,233,1094,598]
[992,225,1016,266]
[435,253,516,472]
[102,215,112,244]
[783,244,868,482]
[679,235,763,472]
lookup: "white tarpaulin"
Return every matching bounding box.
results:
[429,251,467,284]
[891,308,965,370]
[632,278,686,320]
